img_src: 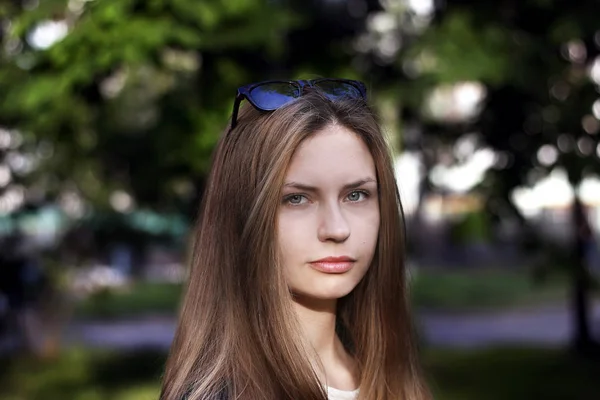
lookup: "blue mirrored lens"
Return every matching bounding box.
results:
[250,83,299,110]
[314,81,363,100]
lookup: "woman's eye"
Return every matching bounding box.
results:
[286,194,307,205]
[347,191,368,202]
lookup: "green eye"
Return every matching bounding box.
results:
[347,191,367,202]
[285,194,308,205]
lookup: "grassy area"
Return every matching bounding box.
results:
[74,268,571,319]
[0,349,164,400]
[426,347,600,400]
[411,268,569,311]
[1,347,598,399]
[75,282,183,319]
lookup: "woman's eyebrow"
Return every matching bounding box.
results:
[342,178,377,190]
[283,177,377,192]
[282,182,318,192]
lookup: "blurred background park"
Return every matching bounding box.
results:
[1,0,600,398]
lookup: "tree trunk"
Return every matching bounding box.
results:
[571,257,592,350]
[570,195,597,354]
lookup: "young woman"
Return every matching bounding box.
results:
[160,79,431,400]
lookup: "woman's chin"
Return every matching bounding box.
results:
[292,282,358,303]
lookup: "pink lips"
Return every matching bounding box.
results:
[309,256,356,274]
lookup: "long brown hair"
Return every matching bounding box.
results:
[160,91,430,400]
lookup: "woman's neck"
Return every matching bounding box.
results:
[292,296,338,356]
[292,296,359,391]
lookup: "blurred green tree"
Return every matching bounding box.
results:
[1,0,300,216]
[0,0,389,216]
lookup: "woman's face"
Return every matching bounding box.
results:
[278,123,380,301]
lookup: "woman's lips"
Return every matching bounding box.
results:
[309,257,356,273]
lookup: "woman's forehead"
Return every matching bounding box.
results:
[284,124,376,186]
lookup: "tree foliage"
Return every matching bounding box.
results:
[1,0,373,215]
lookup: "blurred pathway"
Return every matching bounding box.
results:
[421,302,600,348]
[62,302,600,350]
[59,303,600,349]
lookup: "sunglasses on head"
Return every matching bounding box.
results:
[230,78,368,129]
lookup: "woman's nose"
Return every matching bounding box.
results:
[317,203,350,243]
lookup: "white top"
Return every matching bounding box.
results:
[327,386,360,400]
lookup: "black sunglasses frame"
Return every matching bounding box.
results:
[230,78,367,129]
